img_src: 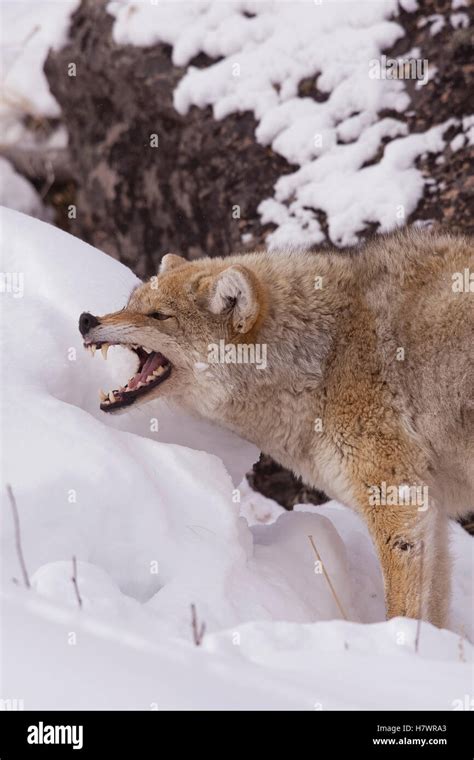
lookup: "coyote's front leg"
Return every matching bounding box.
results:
[357,482,450,628]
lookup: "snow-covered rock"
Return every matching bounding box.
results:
[107,0,451,248]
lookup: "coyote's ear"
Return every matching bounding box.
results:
[209,265,260,334]
[159,253,185,274]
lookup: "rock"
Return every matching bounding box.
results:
[44,0,293,279]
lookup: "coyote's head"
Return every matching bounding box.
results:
[79,253,266,413]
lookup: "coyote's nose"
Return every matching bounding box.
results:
[79,312,100,336]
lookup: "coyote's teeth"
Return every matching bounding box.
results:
[101,343,109,360]
[108,391,116,403]
[90,344,96,356]
[146,375,154,383]
[99,389,107,402]
[153,366,165,376]
[137,381,146,388]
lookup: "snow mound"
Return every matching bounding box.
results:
[1,207,472,709]
[204,617,472,709]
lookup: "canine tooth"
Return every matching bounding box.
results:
[101,343,109,360]
[108,391,116,403]
[99,389,107,402]
[90,344,96,356]
[154,366,165,376]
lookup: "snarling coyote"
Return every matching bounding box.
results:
[79,228,474,628]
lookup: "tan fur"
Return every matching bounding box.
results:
[82,227,474,628]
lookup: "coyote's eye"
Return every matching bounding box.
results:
[149,312,171,320]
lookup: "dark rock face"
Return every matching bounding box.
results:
[44,0,293,279]
[248,454,328,509]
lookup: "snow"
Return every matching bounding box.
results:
[447,116,474,153]
[427,14,446,37]
[107,0,454,248]
[450,133,466,152]
[399,0,418,11]
[261,120,453,247]
[1,0,79,120]
[3,587,472,710]
[0,157,48,218]
[1,208,473,709]
[463,115,474,147]
[450,12,469,29]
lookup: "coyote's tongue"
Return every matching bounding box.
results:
[128,351,166,389]
[86,341,172,412]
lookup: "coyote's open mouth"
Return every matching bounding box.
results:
[83,341,172,412]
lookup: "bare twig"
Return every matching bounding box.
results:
[6,484,30,588]
[190,603,206,646]
[1,24,40,82]
[415,540,424,653]
[308,534,347,620]
[71,556,82,609]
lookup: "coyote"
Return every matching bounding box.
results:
[79,228,473,628]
